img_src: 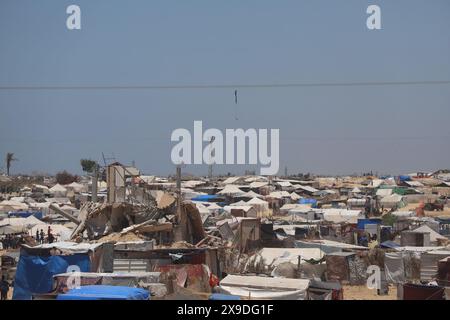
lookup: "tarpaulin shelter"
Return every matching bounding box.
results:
[56,285,150,300]
[0,200,28,213]
[0,224,24,235]
[298,198,318,206]
[12,242,107,300]
[357,218,382,231]
[217,185,246,197]
[49,184,67,197]
[190,194,222,202]
[218,275,310,300]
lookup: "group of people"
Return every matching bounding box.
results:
[0,234,22,250]
[35,226,55,244]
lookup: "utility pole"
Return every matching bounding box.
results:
[176,165,182,216]
[175,164,188,242]
[92,163,98,203]
[208,136,215,179]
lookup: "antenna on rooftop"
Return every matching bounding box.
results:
[102,152,116,166]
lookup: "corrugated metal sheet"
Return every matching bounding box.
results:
[420,252,450,281]
[113,259,149,273]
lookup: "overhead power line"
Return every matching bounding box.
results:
[0,80,450,91]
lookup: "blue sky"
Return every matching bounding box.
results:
[1,0,449,176]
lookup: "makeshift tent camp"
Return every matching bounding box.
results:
[13,242,105,300]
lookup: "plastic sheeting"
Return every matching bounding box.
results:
[219,275,309,300]
[56,285,150,300]
[219,286,308,300]
[384,252,405,283]
[13,252,90,300]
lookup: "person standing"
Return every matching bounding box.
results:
[47,226,53,244]
[39,229,45,244]
[0,276,9,300]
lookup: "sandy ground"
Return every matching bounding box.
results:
[343,285,397,300]
[397,203,450,218]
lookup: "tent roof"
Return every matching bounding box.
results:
[49,184,67,192]
[290,192,301,200]
[220,275,310,291]
[243,190,264,199]
[413,225,447,242]
[218,185,245,196]
[247,197,268,205]
[249,181,269,188]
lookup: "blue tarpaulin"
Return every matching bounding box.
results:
[8,211,43,219]
[357,218,382,230]
[380,241,400,249]
[398,175,412,182]
[191,195,221,202]
[209,293,241,300]
[12,252,90,300]
[298,198,317,205]
[56,285,150,300]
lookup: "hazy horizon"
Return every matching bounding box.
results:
[1,0,450,176]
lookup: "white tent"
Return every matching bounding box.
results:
[249,181,269,189]
[268,191,291,199]
[247,197,269,214]
[230,200,248,206]
[30,224,72,241]
[222,176,243,185]
[413,225,447,243]
[380,194,404,208]
[243,190,264,199]
[49,184,67,197]
[376,188,393,197]
[0,200,29,213]
[351,187,362,193]
[218,185,245,197]
[0,224,25,235]
[322,209,364,224]
[65,182,86,193]
[290,192,301,201]
[219,275,310,300]
[33,184,50,192]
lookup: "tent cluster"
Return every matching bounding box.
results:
[1,169,450,300]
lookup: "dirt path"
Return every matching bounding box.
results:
[343,285,397,300]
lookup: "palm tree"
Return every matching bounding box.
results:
[6,153,18,176]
